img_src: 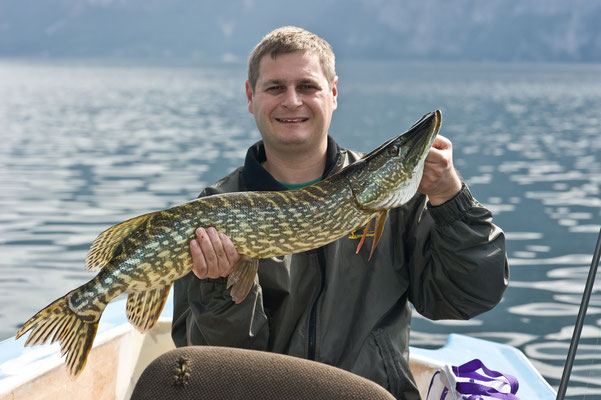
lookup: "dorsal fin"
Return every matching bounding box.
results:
[85,212,155,271]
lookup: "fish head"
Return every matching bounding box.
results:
[346,110,441,211]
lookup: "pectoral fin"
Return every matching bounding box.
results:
[126,285,171,333]
[369,210,388,260]
[227,256,259,304]
[355,218,373,254]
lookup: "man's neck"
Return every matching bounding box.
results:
[262,143,327,185]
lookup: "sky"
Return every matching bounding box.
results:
[1,0,601,62]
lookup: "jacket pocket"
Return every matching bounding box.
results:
[373,329,403,396]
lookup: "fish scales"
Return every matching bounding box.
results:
[66,174,373,321]
[16,110,442,378]
[209,178,374,258]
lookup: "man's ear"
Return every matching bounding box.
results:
[245,80,254,114]
[331,76,338,110]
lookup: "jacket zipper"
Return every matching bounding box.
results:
[308,248,327,360]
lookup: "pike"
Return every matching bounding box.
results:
[16,110,442,378]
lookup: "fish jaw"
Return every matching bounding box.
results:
[345,110,441,211]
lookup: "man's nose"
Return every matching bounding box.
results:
[282,87,302,108]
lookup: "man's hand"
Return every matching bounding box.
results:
[190,227,241,279]
[418,135,463,206]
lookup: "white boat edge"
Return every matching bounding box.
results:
[0,294,556,399]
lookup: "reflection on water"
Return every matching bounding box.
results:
[1,60,600,398]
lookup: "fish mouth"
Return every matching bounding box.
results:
[402,109,441,161]
[354,110,441,165]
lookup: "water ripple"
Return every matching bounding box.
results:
[2,60,601,398]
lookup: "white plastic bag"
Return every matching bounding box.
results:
[426,359,520,400]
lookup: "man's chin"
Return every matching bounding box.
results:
[272,131,312,146]
[267,134,324,153]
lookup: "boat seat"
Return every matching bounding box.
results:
[130,346,395,400]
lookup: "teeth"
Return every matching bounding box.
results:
[277,118,306,122]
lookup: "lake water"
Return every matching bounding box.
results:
[1,59,600,398]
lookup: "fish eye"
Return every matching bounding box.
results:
[388,145,399,156]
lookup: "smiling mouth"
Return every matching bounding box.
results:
[275,118,309,123]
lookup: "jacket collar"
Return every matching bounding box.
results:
[242,135,342,191]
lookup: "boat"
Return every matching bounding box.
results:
[0,294,556,399]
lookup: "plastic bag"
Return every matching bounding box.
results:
[426,359,520,400]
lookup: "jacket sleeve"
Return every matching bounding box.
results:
[171,184,271,350]
[404,183,509,320]
[171,272,270,349]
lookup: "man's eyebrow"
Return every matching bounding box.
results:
[261,79,284,86]
[260,78,320,86]
[298,78,320,85]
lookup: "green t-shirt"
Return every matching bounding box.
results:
[279,177,321,190]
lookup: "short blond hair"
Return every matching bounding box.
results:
[248,26,336,92]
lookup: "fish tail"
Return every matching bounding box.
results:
[16,292,99,379]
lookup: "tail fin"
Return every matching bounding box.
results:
[16,293,98,379]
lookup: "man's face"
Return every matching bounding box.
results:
[246,51,338,155]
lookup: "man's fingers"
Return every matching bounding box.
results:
[432,134,452,150]
[196,227,214,263]
[419,134,462,205]
[425,134,455,169]
[220,232,241,266]
[190,236,208,279]
[424,146,444,164]
[206,227,230,277]
[190,227,240,279]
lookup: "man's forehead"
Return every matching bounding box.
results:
[256,52,325,83]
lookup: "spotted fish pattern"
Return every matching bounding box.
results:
[16,110,441,378]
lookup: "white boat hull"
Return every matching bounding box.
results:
[1,295,556,399]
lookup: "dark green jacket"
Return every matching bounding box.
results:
[172,136,509,399]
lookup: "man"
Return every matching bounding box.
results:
[172,26,508,399]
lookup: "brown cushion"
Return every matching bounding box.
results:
[131,346,395,399]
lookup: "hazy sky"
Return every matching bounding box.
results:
[1,0,601,62]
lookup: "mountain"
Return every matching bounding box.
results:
[1,0,600,62]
